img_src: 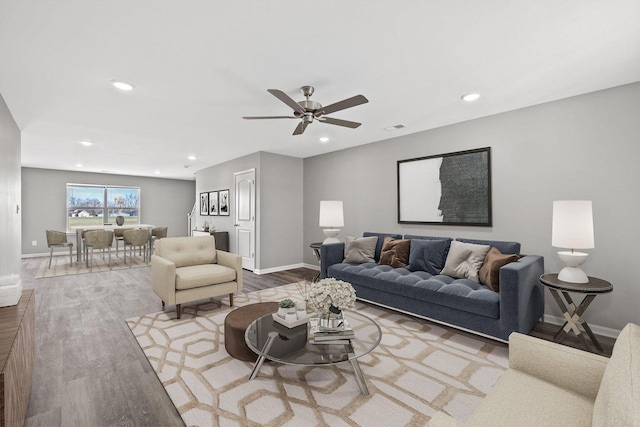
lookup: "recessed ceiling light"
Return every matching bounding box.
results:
[319,137,330,143]
[187,155,197,161]
[79,140,93,146]
[154,170,161,175]
[461,93,480,102]
[110,80,135,91]
[75,163,83,168]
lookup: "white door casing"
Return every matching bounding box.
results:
[234,169,256,271]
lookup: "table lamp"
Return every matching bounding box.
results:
[319,201,344,244]
[551,200,594,283]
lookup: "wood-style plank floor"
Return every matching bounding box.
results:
[20,256,614,426]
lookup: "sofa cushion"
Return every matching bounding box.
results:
[456,238,521,255]
[344,235,377,263]
[378,237,411,268]
[156,236,217,268]
[478,247,519,292]
[363,232,403,261]
[466,369,594,426]
[328,263,499,318]
[407,238,451,275]
[592,323,640,427]
[441,241,491,283]
[175,264,236,290]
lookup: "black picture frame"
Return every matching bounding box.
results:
[218,189,230,216]
[208,191,218,216]
[397,147,492,226]
[200,192,209,216]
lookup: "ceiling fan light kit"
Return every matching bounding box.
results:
[243,86,368,135]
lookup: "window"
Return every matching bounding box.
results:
[67,184,140,230]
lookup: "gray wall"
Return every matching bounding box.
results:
[0,93,21,276]
[304,82,640,333]
[195,152,303,272]
[21,167,195,255]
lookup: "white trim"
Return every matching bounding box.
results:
[303,263,320,271]
[542,314,621,339]
[253,263,306,275]
[22,252,53,258]
[356,296,508,344]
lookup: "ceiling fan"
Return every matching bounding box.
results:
[243,86,368,135]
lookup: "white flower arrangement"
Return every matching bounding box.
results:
[308,278,356,314]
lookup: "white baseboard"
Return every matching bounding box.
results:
[253,263,306,275]
[303,263,320,271]
[542,314,621,339]
[22,252,52,258]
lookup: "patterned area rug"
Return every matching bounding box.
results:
[35,253,149,278]
[126,284,508,426]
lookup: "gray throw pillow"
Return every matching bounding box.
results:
[407,239,451,275]
[440,240,491,282]
[344,236,378,263]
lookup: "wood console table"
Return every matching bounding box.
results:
[0,289,35,427]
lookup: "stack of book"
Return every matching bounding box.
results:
[308,317,355,344]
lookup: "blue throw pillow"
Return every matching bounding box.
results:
[407,239,451,275]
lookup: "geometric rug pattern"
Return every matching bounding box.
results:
[35,252,149,278]
[126,283,508,427]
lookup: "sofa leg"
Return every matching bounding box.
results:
[229,293,234,307]
[176,304,181,319]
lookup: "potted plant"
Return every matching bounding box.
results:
[277,298,296,318]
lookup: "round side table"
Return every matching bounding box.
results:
[539,273,612,353]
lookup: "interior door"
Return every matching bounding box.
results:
[234,169,256,271]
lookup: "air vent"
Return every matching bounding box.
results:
[384,124,407,131]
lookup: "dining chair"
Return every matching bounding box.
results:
[84,230,114,272]
[123,228,149,267]
[114,228,126,257]
[150,226,168,254]
[45,230,73,268]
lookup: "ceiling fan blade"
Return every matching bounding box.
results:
[243,116,297,120]
[293,121,309,135]
[317,95,368,116]
[318,117,362,129]
[267,89,306,115]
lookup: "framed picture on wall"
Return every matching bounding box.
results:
[218,189,230,216]
[208,191,219,216]
[200,192,209,216]
[397,147,492,226]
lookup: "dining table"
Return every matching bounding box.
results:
[70,224,155,262]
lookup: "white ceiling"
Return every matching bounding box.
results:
[1,1,639,180]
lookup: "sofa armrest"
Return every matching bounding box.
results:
[320,242,345,278]
[216,250,243,292]
[509,333,608,399]
[498,255,545,337]
[151,254,177,305]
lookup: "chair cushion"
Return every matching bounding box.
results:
[175,264,237,290]
[467,369,594,426]
[592,323,640,427]
[156,236,217,268]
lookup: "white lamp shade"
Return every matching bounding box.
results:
[552,200,594,249]
[319,201,344,227]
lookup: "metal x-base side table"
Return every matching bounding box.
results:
[310,242,322,282]
[539,273,612,353]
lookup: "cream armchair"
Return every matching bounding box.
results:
[151,236,242,319]
[428,323,640,427]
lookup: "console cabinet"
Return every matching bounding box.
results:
[191,230,230,252]
[0,289,35,427]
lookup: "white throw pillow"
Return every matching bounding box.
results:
[440,240,491,282]
[344,236,378,263]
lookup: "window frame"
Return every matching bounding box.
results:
[66,183,141,231]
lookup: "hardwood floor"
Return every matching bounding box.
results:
[20,257,614,426]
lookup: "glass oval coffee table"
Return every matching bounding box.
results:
[245,310,382,395]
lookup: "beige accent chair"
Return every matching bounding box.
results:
[151,236,242,319]
[45,230,74,268]
[83,230,114,272]
[428,323,640,427]
[123,228,149,267]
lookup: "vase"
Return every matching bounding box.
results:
[317,308,345,332]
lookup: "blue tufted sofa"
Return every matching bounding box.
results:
[320,232,545,341]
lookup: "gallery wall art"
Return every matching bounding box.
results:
[397,147,491,226]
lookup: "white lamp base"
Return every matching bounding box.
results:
[322,228,340,245]
[557,251,589,283]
